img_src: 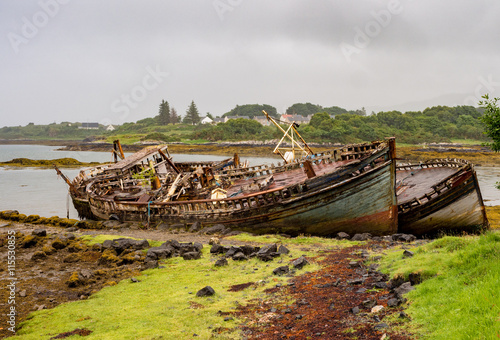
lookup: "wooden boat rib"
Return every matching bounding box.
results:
[396,158,488,236]
[87,139,398,236]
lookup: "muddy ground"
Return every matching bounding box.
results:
[0,220,424,339]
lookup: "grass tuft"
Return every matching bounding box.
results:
[379,231,500,339]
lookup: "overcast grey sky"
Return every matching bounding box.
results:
[1,0,499,127]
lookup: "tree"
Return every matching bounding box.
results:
[309,112,332,129]
[206,112,214,120]
[170,108,179,124]
[478,94,500,152]
[157,100,171,125]
[222,104,278,119]
[286,103,323,116]
[183,100,201,125]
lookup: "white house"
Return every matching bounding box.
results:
[106,124,115,131]
[201,117,213,124]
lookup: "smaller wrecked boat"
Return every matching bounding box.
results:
[396,158,488,236]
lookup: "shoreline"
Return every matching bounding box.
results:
[1,139,500,166]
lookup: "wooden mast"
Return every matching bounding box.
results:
[262,110,313,163]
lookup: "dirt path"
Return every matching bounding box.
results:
[235,243,414,339]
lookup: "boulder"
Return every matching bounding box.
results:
[277,245,290,255]
[157,223,170,231]
[392,233,417,243]
[210,243,228,254]
[142,259,158,270]
[51,237,68,250]
[387,298,401,307]
[240,245,260,256]
[214,258,228,267]
[63,253,80,263]
[22,235,39,248]
[189,222,201,233]
[182,251,201,260]
[272,266,290,276]
[336,232,350,240]
[196,286,215,297]
[146,246,174,260]
[403,250,414,258]
[226,246,241,257]
[32,229,47,237]
[291,256,309,270]
[351,233,372,241]
[232,252,248,261]
[208,237,220,245]
[199,224,228,235]
[394,282,415,298]
[31,251,47,261]
[256,244,278,261]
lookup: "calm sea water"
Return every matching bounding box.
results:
[0,145,498,218]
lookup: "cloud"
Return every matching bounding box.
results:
[0,0,499,126]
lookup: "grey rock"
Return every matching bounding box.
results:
[374,323,389,330]
[32,229,47,237]
[387,298,400,307]
[232,252,248,261]
[210,243,228,254]
[215,258,228,267]
[336,232,350,240]
[189,222,201,233]
[79,269,93,280]
[291,256,309,269]
[157,223,170,231]
[146,246,173,260]
[349,261,362,268]
[199,224,228,235]
[403,250,414,258]
[182,251,201,260]
[351,233,372,241]
[394,282,415,298]
[273,266,290,276]
[392,233,417,243]
[142,259,158,269]
[351,306,360,314]
[196,286,215,297]
[277,245,290,255]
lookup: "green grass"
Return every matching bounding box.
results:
[227,232,352,247]
[379,232,500,339]
[11,235,324,340]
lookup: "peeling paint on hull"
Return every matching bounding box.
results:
[89,158,398,236]
[397,161,488,236]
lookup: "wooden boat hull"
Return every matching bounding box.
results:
[397,161,488,236]
[88,157,398,236]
